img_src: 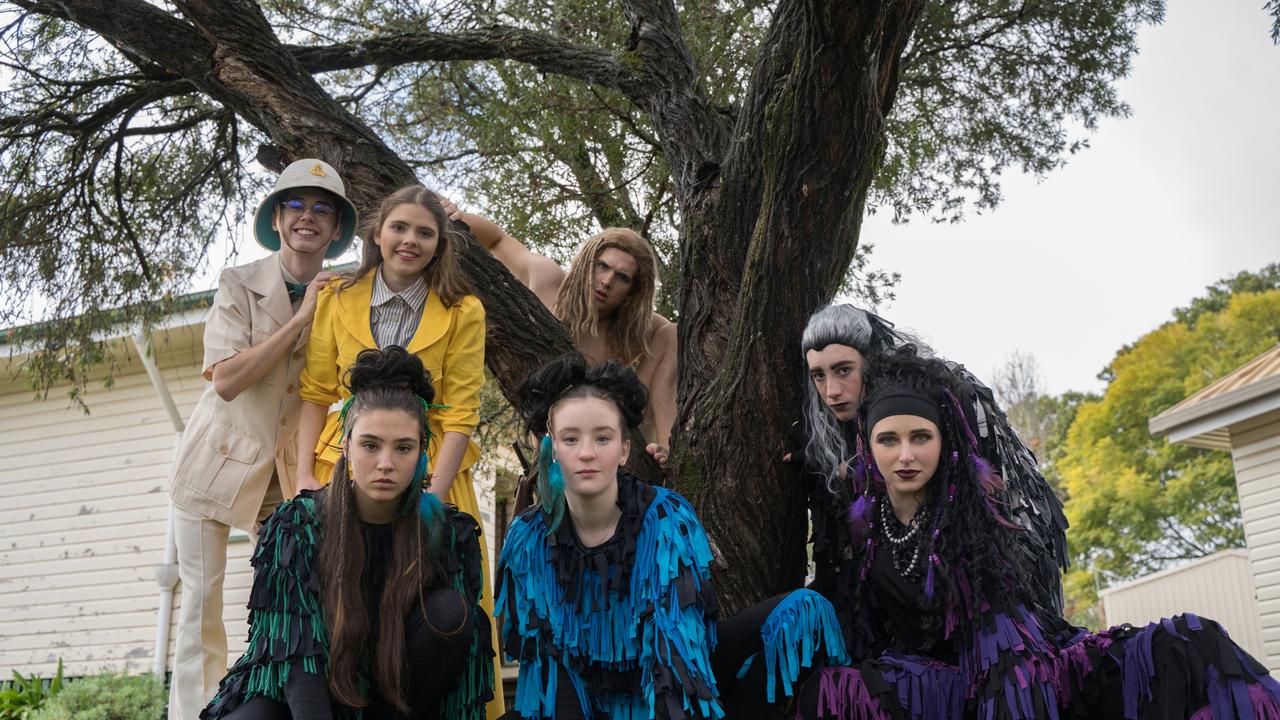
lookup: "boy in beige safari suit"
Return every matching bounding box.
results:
[167,159,357,720]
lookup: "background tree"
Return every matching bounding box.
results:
[991,351,1094,495]
[0,0,1164,609]
[1060,273,1280,613]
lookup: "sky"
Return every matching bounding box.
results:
[200,0,1278,399]
[860,0,1280,396]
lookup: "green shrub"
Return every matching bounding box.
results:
[26,673,164,720]
[0,660,65,719]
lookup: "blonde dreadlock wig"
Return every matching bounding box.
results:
[554,227,658,367]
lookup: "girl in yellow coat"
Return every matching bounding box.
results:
[296,185,504,718]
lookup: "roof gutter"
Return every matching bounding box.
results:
[1149,374,1280,444]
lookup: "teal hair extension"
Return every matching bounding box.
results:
[399,451,430,517]
[537,434,566,534]
[337,395,356,437]
[418,490,445,558]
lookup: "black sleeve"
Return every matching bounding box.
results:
[283,663,333,720]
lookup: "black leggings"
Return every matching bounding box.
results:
[224,587,473,720]
[500,593,805,720]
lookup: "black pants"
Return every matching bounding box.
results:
[500,593,804,720]
[225,587,473,720]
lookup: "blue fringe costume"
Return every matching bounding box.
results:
[497,473,849,719]
[201,490,494,720]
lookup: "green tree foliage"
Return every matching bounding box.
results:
[0,0,1163,398]
[1060,285,1280,610]
[1172,262,1280,328]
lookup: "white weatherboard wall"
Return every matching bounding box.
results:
[0,319,503,681]
[0,324,254,679]
[1100,549,1266,664]
[1232,411,1280,672]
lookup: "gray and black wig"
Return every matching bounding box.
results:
[800,304,920,494]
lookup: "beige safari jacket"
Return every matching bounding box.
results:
[168,256,310,531]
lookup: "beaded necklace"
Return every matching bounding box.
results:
[879,499,929,580]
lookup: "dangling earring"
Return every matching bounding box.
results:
[400,452,430,517]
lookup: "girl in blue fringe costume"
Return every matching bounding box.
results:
[496,354,849,720]
[202,347,494,720]
[797,346,1280,720]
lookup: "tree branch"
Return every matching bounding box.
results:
[553,141,648,230]
[288,26,652,107]
[616,0,730,201]
[1158,516,1209,558]
[905,0,1037,65]
[112,130,153,285]
[11,0,215,87]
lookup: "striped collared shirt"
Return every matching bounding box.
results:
[370,268,428,349]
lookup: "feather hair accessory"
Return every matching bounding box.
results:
[536,434,567,533]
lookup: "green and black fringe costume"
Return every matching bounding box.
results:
[201,490,494,720]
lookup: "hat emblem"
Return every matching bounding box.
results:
[309,163,327,177]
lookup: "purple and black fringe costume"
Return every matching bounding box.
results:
[798,368,1280,719]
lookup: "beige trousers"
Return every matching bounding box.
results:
[168,481,282,720]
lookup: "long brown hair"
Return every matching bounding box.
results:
[555,227,657,366]
[340,185,472,306]
[317,348,444,713]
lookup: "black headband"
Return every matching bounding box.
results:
[865,390,942,433]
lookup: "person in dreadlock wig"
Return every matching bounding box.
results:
[797,346,1280,720]
[798,303,1071,655]
[442,200,678,470]
[203,347,494,720]
[496,353,848,720]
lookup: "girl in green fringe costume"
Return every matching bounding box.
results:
[202,346,494,720]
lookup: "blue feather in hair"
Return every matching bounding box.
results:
[537,434,567,533]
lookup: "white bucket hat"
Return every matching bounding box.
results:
[252,159,358,259]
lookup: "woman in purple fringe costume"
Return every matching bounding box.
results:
[797,345,1280,720]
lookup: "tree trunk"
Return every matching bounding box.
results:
[671,0,925,612]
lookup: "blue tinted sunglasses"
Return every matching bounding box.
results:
[280,198,336,217]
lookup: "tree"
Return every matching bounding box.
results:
[0,0,1163,610]
[990,351,1094,495]
[1060,287,1280,610]
[1171,262,1280,328]
[991,352,1055,459]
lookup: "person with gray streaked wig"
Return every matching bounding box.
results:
[796,304,914,639]
[799,304,916,494]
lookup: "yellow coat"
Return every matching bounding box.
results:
[298,271,484,477]
[299,271,505,718]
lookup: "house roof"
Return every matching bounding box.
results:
[1,261,358,353]
[1149,343,1280,449]
[0,288,217,350]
